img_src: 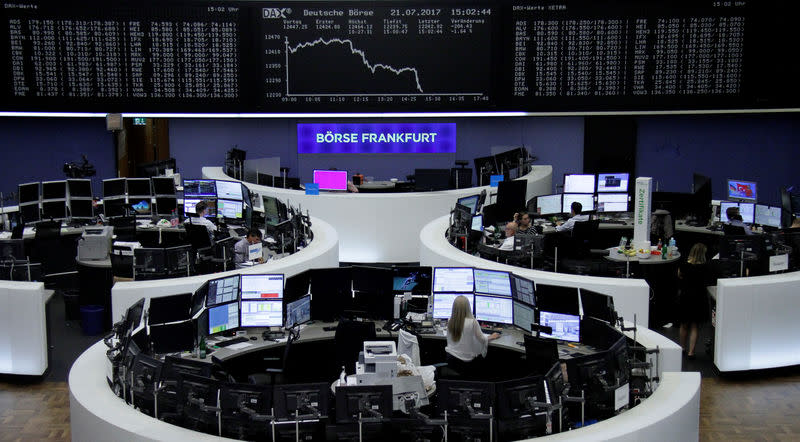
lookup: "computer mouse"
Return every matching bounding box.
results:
[249,336,257,341]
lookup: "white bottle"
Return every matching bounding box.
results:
[338,366,347,386]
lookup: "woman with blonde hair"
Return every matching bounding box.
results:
[677,243,710,359]
[445,295,500,375]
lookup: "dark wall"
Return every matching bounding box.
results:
[0,117,115,202]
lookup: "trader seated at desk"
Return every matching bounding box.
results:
[725,206,752,235]
[498,222,517,250]
[555,201,589,233]
[445,295,500,375]
[186,201,217,237]
[234,228,264,264]
[514,212,538,236]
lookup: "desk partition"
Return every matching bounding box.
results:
[0,281,52,375]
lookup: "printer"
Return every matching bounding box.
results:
[356,341,398,384]
[77,226,114,261]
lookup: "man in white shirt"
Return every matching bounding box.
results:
[187,200,217,236]
[235,228,264,264]
[725,206,753,235]
[498,222,517,250]
[556,201,590,233]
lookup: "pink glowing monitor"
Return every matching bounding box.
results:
[313,170,348,191]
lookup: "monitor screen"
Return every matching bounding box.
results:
[217,199,243,219]
[414,168,451,191]
[513,301,535,333]
[69,199,94,218]
[151,177,176,196]
[183,179,217,198]
[127,178,152,197]
[183,198,217,218]
[155,197,177,217]
[474,295,513,325]
[103,198,126,218]
[240,300,283,327]
[596,193,629,213]
[473,269,512,297]
[313,170,348,191]
[535,284,580,316]
[130,199,151,216]
[18,182,40,204]
[457,195,480,215]
[596,173,629,193]
[20,203,40,224]
[719,201,738,223]
[512,275,535,306]
[538,311,580,342]
[721,201,754,224]
[241,274,284,300]
[67,179,92,198]
[432,293,473,320]
[150,321,195,354]
[727,179,757,202]
[471,214,484,231]
[148,293,192,325]
[536,194,562,215]
[755,205,782,228]
[216,180,243,200]
[563,193,595,213]
[103,178,126,198]
[286,295,311,328]
[41,200,67,220]
[208,302,239,335]
[206,275,240,307]
[433,267,474,293]
[391,266,432,294]
[42,181,67,200]
[563,174,595,194]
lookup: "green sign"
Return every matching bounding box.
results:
[133,117,147,126]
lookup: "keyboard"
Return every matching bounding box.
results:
[417,328,438,335]
[481,328,502,335]
[214,336,249,347]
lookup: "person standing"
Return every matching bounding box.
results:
[677,243,711,359]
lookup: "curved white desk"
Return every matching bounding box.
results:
[0,281,53,375]
[420,215,652,328]
[714,270,800,372]
[203,165,553,263]
[111,216,338,323]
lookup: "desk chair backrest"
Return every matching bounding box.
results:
[398,329,421,366]
[723,224,747,236]
[184,223,213,250]
[523,335,559,375]
[109,216,136,242]
[34,220,61,240]
[335,320,376,374]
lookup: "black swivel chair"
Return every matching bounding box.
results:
[570,218,599,258]
[32,220,62,281]
[723,224,747,236]
[335,320,377,374]
[523,335,560,375]
[248,336,294,385]
[109,216,137,242]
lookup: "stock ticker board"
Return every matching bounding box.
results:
[1,0,797,113]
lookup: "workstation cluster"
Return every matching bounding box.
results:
[101,262,659,441]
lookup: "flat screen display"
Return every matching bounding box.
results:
[217,199,243,219]
[721,201,754,224]
[155,197,177,216]
[563,193,594,213]
[103,198,126,218]
[433,267,474,293]
[512,275,535,306]
[597,193,629,213]
[20,203,40,223]
[474,294,513,325]
[130,199,151,216]
[18,182,40,204]
[42,181,67,200]
[67,179,92,198]
[183,198,217,218]
[538,311,580,342]
[208,302,239,335]
[596,173,629,193]
[457,195,480,215]
[127,178,152,197]
[240,300,283,327]
[206,275,240,307]
[513,301,535,333]
[471,214,484,231]
[151,177,176,196]
[183,179,217,198]
[473,269,512,297]
[563,174,595,194]
[727,179,757,202]
[432,293,473,320]
[313,170,348,191]
[755,205,781,228]
[103,178,126,198]
[536,194,562,215]
[216,180,243,200]
[286,295,311,328]
[240,274,284,299]
[41,200,67,219]
[69,199,94,218]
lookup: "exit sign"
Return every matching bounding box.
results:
[133,117,147,126]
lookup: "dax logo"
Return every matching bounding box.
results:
[263,8,291,19]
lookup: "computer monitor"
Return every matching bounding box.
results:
[206,275,240,307]
[727,179,757,202]
[208,301,240,335]
[67,179,92,198]
[496,375,547,420]
[155,197,177,217]
[68,199,94,219]
[130,198,152,216]
[103,198,126,218]
[471,214,484,231]
[103,178,126,198]
[149,320,194,354]
[41,200,67,220]
[313,170,348,191]
[273,382,329,420]
[215,180,243,200]
[41,181,67,200]
[755,205,782,228]
[240,299,283,327]
[286,294,311,328]
[513,300,535,333]
[474,294,513,325]
[579,289,616,324]
[183,198,216,218]
[148,293,192,325]
[0,239,25,262]
[19,204,39,224]
[535,284,579,316]
[335,385,393,424]
[151,177,176,196]
[511,275,535,306]
[496,180,528,215]
[537,311,580,342]
[596,173,629,193]
[563,193,594,214]
[126,178,152,197]
[183,179,217,198]
[414,168,451,191]
[432,267,474,293]
[473,269,512,297]
[457,194,481,215]
[563,174,595,194]
[217,199,243,220]
[721,202,754,224]
[432,293,473,320]
[596,193,628,213]
[309,267,353,321]
[391,266,432,294]
[240,274,284,300]
[18,182,40,204]
[437,380,495,416]
[536,194,562,216]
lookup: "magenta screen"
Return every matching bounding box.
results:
[313,170,348,191]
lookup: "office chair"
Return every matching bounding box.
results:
[722,224,747,236]
[570,218,599,258]
[650,210,675,243]
[523,335,559,376]
[335,319,377,374]
[32,220,62,280]
[248,336,294,385]
[109,216,137,242]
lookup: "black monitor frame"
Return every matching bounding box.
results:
[437,379,495,417]
[147,293,192,325]
[149,320,195,354]
[273,382,330,420]
[579,288,616,324]
[335,385,393,424]
[18,182,40,204]
[534,284,579,316]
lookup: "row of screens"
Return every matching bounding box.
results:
[720,202,782,227]
[19,199,94,222]
[103,197,178,219]
[183,198,244,220]
[18,179,93,203]
[206,295,311,334]
[102,177,177,198]
[536,193,628,215]
[432,267,522,297]
[563,173,630,194]
[183,179,244,200]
